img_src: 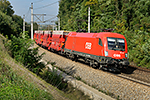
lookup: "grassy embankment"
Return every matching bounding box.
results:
[0,34,91,100]
[0,35,54,99]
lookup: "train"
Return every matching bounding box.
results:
[34,30,129,72]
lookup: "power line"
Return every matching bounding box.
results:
[44,16,57,23]
[24,2,58,23]
[45,14,56,16]
[34,1,59,10]
[25,8,30,19]
[33,0,44,3]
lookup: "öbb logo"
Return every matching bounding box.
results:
[113,54,121,57]
[85,42,92,50]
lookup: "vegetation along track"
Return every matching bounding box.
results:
[36,43,150,99]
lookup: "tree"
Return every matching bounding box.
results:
[25,22,38,37]
[12,15,23,35]
[0,0,14,16]
[0,11,17,37]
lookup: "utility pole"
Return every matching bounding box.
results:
[23,15,25,34]
[31,3,33,40]
[58,17,60,30]
[88,6,90,33]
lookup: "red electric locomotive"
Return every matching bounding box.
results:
[64,31,129,71]
[34,30,129,72]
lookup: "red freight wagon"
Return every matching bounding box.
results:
[49,31,70,51]
[42,31,52,47]
[47,32,53,49]
[34,30,38,41]
[64,32,129,71]
[34,30,40,43]
[37,31,44,45]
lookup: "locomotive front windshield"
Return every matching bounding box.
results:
[107,37,125,51]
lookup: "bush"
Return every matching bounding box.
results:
[4,33,68,90]
[129,30,150,68]
[5,32,45,74]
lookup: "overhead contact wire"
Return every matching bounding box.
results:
[33,0,44,3]
[34,1,59,10]
[44,16,57,22]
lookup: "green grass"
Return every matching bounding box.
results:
[0,62,53,100]
[0,37,54,100]
[0,35,91,100]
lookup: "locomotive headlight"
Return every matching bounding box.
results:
[105,51,108,56]
[125,53,128,58]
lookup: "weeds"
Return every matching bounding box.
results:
[2,33,91,100]
[0,57,53,100]
[76,76,81,80]
[40,67,67,90]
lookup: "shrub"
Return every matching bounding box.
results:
[5,32,45,74]
[129,30,150,68]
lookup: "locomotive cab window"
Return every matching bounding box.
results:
[107,37,125,51]
[98,38,103,46]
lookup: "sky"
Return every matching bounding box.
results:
[8,0,59,24]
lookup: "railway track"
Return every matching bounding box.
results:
[39,44,150,87]
[36,44,150,99]
[116,74,150,87]
[129,65,150,73]
[119,65,150,86]
[79,58,150,87]
[77,58,150,88]
[72,56,150,88]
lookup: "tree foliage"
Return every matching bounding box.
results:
[0,11,17,36]
[0,0,23,37]
[58,0,150,68]
[5,32,45,73]
[0,11,23,37]
[0,0,14,16]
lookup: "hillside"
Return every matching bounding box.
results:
[0,34,68,100]
[0,34,92,100]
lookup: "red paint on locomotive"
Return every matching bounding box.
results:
[65,32,128,59]
[64,32,129,69]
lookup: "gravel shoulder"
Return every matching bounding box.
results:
[36,44,150,100]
